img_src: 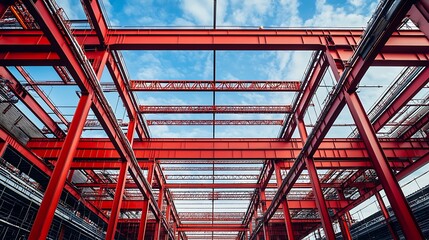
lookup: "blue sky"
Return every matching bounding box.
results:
[23,0,404,139]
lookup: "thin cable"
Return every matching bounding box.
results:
[212,2,217,239]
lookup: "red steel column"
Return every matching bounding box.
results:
[164,203,171,240]
[28,94,92,240]
[154,186,165,240]
[375,191,399,240]
[0,141,7,157]
[260,190,270,240]
[138,161,155,240]
[297,119,336,239]
[337,190,352,240]
[28,48,108,239]
[345,91,424,239]
[274,163,294,240]
[105,161,129,240]
[325,49,424,239]
[105,117,137,239]
[338,215,352,240]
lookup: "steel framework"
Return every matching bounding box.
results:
[0,0,428,240]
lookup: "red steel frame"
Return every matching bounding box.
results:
[0,0,428,239]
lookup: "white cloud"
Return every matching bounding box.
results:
[305,0,372,27]
[347,0,364,8]
[180,0,213,26]
[136,53,184,80]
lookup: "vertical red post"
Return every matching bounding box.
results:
[345,91,424,239]
[297,119,336,239]
[28,48,108,240]
[154,186,165,240]
[375,191,399,240]
[274,163,294,240]
[105,117,136,239]
[253,203,260,240]
[337,190,352,240]
[325,50,424,239]
[260,190,270,240]
[105,160,129,240]
[164,203,171,240]
[338,215,352,240]
[138,161,155,240]
[0,141,7,157]
[28,94,92,240]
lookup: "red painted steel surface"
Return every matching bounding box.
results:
[0,0,427,239]
[131,80,301,91]
[146,119,285,125]
[27,138,429,160]
[139,105,293,114]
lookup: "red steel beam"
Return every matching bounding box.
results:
[106,52,149,139]
[409,2,429,38]
[275,163,295,240]
[282,52,328,140]
[80,0,108,46]
[74,181,375,189]
[28,138,429,160]
[338,62,424,239]
[2,29,429,53]
[0,66,65,138]
[21,0,157,224]
[16,66,69,127]
[105,161,129,240]
[333,152,429,221]
[139,105,293,114]
[372,67,429,132]
[298,120,335,239]
[250,1,417,239]
[28,94,93,240]
[375,191,400,240]
[399,110,429,139]
[0,127,108,223]
[146,120,284,125]
[131,80,300,91]
[259,160,275,190]
[94,199,351,210]
[0,51,62,65]
[20,1,153,239]
[177,224,246,232]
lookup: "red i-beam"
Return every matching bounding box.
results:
[28,94,93,240]
[274,163,295,240]
[297,119,335,239]
[24,1,109,236]
[326,49,424,239]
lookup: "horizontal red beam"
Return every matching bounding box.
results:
[131,80,300,91]
[5,29,429,52]
[177,224,246,232]
[94,199,351,210]
[117,218,320,224]
[146,120,284,125]
[3,29,428,51]
[28,138,429,160]
[139,105,293,114]
[74,181,375,189]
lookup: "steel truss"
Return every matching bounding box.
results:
[0,0,428,239]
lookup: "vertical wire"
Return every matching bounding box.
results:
[212,1,217,239]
